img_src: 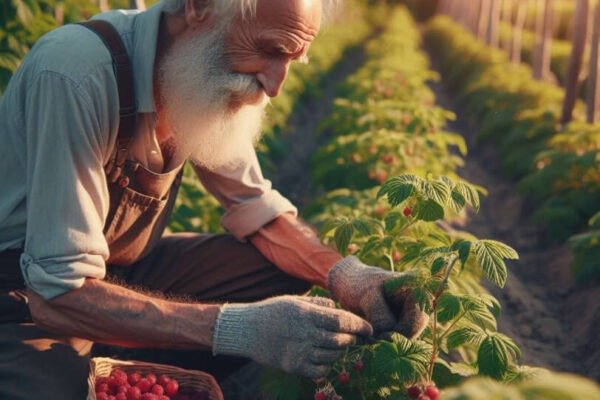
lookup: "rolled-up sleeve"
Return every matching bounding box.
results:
[192,150,297,241]
[21,71,113,299]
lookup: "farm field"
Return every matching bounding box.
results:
[1,0,600,399]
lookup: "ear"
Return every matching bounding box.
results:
[184,0,212,28]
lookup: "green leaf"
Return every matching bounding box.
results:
[437,293,463,323]
[461,295,498,330]
[377,182,414,207]
[351,218,374,236]
[455,181,481,212]
[415,199,445,221]
[383,269,429,294]
[412,286,434,313]
[372,335,432,384]
[473,241,511,288]
[450,189,467,213]
[334,222,354,253]
[452,240,472,266]
[423,178,451,204]
[431,257,446,275]
[385,210,404,231]
[446,326,486,350]
[477,334,511,379]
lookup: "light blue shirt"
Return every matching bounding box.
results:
[0,2,296,300]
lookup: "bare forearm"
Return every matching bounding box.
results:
[249,213,342,288]
[27,278,221,350]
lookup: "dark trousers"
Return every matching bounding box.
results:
[0,233,311,400]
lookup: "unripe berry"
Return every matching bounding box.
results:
[314,392,327,400]
[337,371,350,384]
[407,385,421,399]
[353,360,364,372]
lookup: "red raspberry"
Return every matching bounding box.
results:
[96,382,110,393]
[424,385,439,400]
[403,207,412,217]
[392,250,402,262]
[353,360,364,372]
[157,374,171,386]
[126,386,142,400]
[115,394,127,400]
[158,396,169,400]
[145,373,157,385]
[111,369,128,380]
[111,375,129,388]
[136,379,152,394]
[141,394,158,400]
[150,384,164,396]
[116,384,130,394]
[314,392,327,400]
[164,380,179,397]
[337,371,350,384]
[97,393,110,400]
[107,396,117,400]
[128,372,142,386]
[418,396,431,400]
[407,385,421,399]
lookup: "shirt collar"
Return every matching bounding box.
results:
[131,2,164,113]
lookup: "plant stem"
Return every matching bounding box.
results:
[433,255,459,300]
[438,310,468,342]
[385,253,395,272]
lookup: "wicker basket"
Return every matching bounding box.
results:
[88,357,224,400]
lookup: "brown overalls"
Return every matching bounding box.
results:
[0,21,309,400]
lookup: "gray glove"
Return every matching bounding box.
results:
[212,295,373,379]
[328,256,429,339]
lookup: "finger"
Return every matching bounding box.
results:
[316,309,373,337]
[314,331,357,349]
[309,348,346,364]
[297,363,332,380]
[360,291,396,333]
[298,296,336,308]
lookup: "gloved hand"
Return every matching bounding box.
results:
[327,256,429,339]
[212,295,372,379]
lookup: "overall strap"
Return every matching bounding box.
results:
[78,19,137,183]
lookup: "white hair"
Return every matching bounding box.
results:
[161,0,342,24]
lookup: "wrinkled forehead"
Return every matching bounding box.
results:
[248,0,322,42]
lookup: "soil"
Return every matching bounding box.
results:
[425,47,600,381]
[264,31,600,383]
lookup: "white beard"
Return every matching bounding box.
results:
[158,25,269,170]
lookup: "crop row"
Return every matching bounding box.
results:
[424,16,600,283]
[259,6,563,400]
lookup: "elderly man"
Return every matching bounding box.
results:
[0,0,426,398]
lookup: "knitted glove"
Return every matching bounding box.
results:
[212,295,373,379]
[328,256,429,339]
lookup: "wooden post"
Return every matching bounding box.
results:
[561,0,590,125]
[511,0,528,64]
[478,0,492,41]
[487,0,502,47]
[501,0,515,52]
[587,1,600,123]
[533,0,553,80]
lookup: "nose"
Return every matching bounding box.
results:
[256,59,291,98]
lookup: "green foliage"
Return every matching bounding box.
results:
[442,371,600,400]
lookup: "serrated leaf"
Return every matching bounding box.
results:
[452,240,472,266]
[383,270,429,294]
[473,241,509,288]
[450,189,467,213]
[437,293,463,323]
[334,223,354,253]
[412,287,434,313]
[446,326,486,349]
[478,240,519,260]
[415,199,445,221]
[477,334,510,379]
[320,217,347,236]
[461,295,498,330]
[447,362,478,377]
[424,178,452,205]
[385,211,404,231]
[377,182,414,207]
[372,335,432,384]
[362,236,383,255]
[431,257,446,275]
[455,181,481,212]
[352,218,374,236]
